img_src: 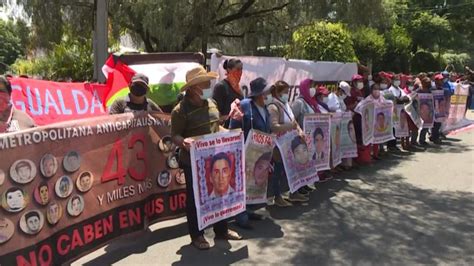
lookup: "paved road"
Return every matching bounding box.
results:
[74,112,474,266]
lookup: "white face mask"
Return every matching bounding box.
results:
[431,81,435,88]
[380,83,388,90]
[393,80,401,87]
[368,75,373,81]
[200,88,212,100]
[280,93,289,103]
[356,82,364,90]
[323,97,329,104]
[264,95,273,105]
[309,87,316,98]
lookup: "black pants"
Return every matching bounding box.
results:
[387,129,397,148]
[431,122,442,141]
[183,165,227,240]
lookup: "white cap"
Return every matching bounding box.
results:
[339,81,351,95]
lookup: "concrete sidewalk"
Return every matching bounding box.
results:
[73,111,474,266]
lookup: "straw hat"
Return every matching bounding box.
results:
[180,66,218,92]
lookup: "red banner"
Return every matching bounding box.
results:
[10,78,109,126]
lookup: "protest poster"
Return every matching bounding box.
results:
[244,130,275,205]
[432,90,448,122]
[340,112,358,158]
[190,130,245,231]
[373,101,395,144]
[0,113,186,265]
[303,114,331,171]
[9,78,107,126]
[330,112,342,167]
[394,105,409,137]
[418,93,435,128]
[443,83,473,133]
[355,100,375,146]
[404,93,423,129]
[275,129,319,193]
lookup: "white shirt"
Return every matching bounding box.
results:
[327,92,347,112]
[387,85,407,99]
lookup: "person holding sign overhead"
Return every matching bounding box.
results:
[171,66,242,250]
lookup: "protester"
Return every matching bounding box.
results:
[327,81,349,113]
[290,79,318,192]
[384,74,410,151]
[229,77,271,229]
[0,76,36,133]
[431,74,445,144]
[213,58,244,128]
[171,66,242,250]
[417,77,433,145]
[364,83,389,160]
[109,73,162,114]
[267,80,308,205]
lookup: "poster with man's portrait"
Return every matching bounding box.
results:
[355,100,375,145]
[404,93,423,129]
[418,93,435,128]
[190,130,245,231]
[432,90,448,122]
[340,112,357,159]
[244,130,275,205]
[303,113,331,171]
[276,129,319,193]
[330,112,342,167]
[394,105,409,137]
[373,101,395,144]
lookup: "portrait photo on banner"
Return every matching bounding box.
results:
[373,102,394,144]
[244,130,274,205]
[276,129,319,193]
[330,113,342,167]
[303,114,331,171]
[418,93,435,128]
[355,100,375,146]
[190,131,246,230]
[432,90,448,122]
[394,105,409,137]
[340,112,358,159]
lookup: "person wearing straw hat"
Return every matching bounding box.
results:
[171,66,242,250]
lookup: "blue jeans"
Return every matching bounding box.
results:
[271,162,285,197]
[236,210,249,225]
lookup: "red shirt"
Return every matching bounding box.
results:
[344,87,364,111]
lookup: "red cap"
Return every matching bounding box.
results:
[316,86,330,96]
[352,74,363,81]
[434,74,444,81]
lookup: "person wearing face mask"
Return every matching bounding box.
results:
[385,74,410,151]
[0,76,36,133]
[315,86,331,113]
[327,81,349,113]
[109,73,162,114]
[229,77,271,229]
[171,66,242,250]
[213,58,244,128]
[267,80,309,206]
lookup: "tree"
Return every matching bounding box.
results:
[287,21,357,62]
[380,25,412,73]
[408,12,451,53]
[0,19,26,73]
[351,26,386,67]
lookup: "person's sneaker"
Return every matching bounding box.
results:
[305,184,316,191]
[288,192,309,202]
[298,188,309,195]
[388,146,401,152]
[274,196,293,207]
[267,196,275,206]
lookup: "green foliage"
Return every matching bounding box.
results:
[12,35,93,81]
[351,27,386,66]
[378,25,413,73]
[288,21,357,62]
[411,51,440,73]
[0,20,27,73]
[441,52,471,72]
[409,12,451,51]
